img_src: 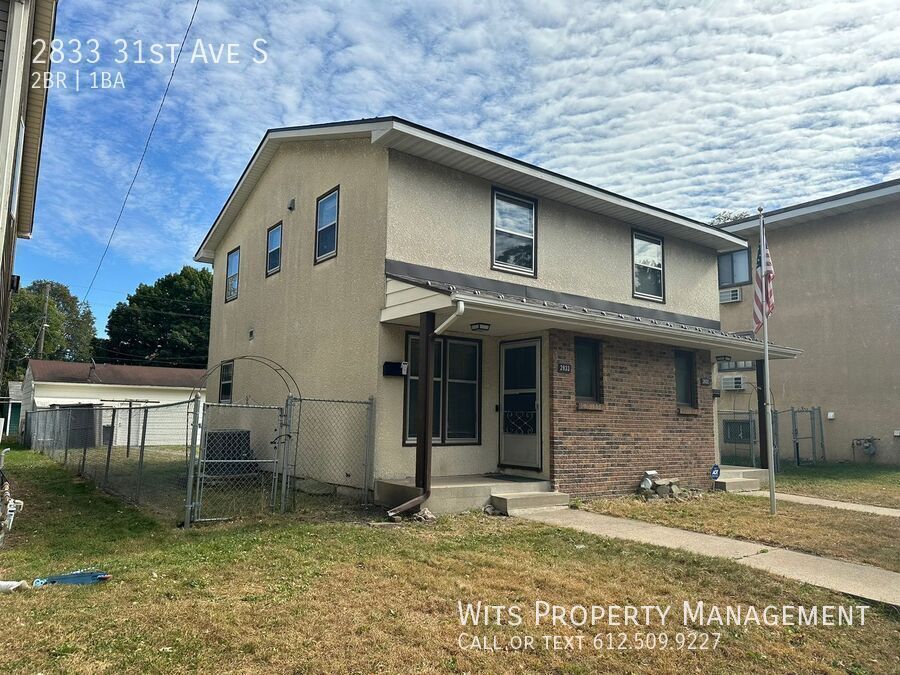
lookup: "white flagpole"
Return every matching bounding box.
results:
[758,206,777,515]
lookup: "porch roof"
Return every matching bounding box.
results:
[380,269,801,362]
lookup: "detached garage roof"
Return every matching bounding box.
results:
[194,117,747,262]
[28,360,206,389]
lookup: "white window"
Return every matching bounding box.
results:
[633,231,664,301]
[219,361,234,403]
[225,248,240,301]
[492,190,536,275]
[315,188,339,263]
[266,223,282,275]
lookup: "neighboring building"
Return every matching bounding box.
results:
[719,180,900,465]
[21,360,206,416]
[194,117,798,510]
[1,378,20,437]
[0,0,58,371]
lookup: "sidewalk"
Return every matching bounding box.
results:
[520,509,900,606]
[736,491,900,517]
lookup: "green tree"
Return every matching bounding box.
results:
[709,210,751,228]
[97,266,212,368]
[5,280,96,383]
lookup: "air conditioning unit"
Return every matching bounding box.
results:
[719,288,742,303]
[721,375,746,391]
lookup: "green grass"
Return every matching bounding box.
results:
[775,463,900,508]
[2,449,899,674]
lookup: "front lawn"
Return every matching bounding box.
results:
[2,450,899,674]
[584,492,900,573]
[775,463,900,508]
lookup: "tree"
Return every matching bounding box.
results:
[97,266,212,368]
[5,280,96,383]
[709,210,751,228]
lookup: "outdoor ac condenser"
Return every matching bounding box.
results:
[720,375,746,391]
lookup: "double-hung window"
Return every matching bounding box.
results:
[633,231,664,301]
[574,337,603,402]
[718,249,750,287]
[674,350,697,408]
[492,190,536,276]
[219,360,234,403]
[404,334,481,444]
[315,187,339,263]
[225,248,240,301]
[718,360,754,371]
[266,223,282,275]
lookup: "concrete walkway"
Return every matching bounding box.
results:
[520,509,900,606]
[736,491,900,518]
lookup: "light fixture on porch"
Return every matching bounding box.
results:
[470,322,491,333]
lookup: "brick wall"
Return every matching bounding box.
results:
[548,330,714,497]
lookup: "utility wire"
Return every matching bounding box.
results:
[83,0,202,302]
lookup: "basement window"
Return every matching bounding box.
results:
[574,337,603,402]
[404,334,481,445]
[492,189,536,276]
[315,187,339,263]
[225,248,240,302]
[266,222,282,276]
[674,350,697,408]
[219,360,234,403]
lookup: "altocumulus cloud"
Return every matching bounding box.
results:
[30,0,900,287]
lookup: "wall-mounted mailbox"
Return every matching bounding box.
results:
[383,361,408,377]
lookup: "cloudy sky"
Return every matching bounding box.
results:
[18,0,900,328]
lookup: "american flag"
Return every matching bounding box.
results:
[753,241,775,334]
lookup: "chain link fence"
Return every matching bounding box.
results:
[25,394,375,524]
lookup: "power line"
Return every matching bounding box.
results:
[83,0,202,302]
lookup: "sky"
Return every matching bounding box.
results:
[17,0,900,332]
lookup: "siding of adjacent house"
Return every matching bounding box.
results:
[719,200,900,464]
[0,1,9,83]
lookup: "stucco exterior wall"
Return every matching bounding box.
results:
[719,201,900,464]
[206,138,389,405]
[385,150,720,322]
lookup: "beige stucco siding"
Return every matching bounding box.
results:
[385,151,720,322]
[719,201,900,463]
[206,138,389,404]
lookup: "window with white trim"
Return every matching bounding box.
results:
[219,360,234,403]
[315,188,339,262]
[633,231,664,301]
[225,248,240,301]
[266,223,282,275]
[492,190,536,275]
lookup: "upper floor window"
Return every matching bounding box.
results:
[674,349,697,408]
[219,360,234,403]
[492,190,536,276]
[575,337,603,403]
[266,223,282,276]
[718,249,751,288]
[316,187,339,263]
[633,231,664,302]
[225,248,240,302]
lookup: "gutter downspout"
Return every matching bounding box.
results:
[387,302,465,517]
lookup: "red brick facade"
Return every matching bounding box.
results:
[548,330,715,497]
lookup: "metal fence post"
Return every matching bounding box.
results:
[816,406,826,462]
[279,396,294,513]
[184,395,201,528]
[104,408,117,484]
[64,410,71,465]
[363,395,375,506]
[126,401,133,458]
[790,407,800,466]
[136,407,149,504]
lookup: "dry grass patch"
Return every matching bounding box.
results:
[1,450,898,674]
[774,464,900,508]
[584,492,900,572]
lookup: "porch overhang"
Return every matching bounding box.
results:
[381,277,801,362]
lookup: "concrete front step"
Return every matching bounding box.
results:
[491,491,570,515]
[714,477,761,492]
[375,475,553,515]
[719,466,770,484]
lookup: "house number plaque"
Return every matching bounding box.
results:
[557,362,572,374]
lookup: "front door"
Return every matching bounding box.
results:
[499,339,541,469]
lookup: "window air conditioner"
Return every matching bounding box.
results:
[719,288,742,303]
[721,376,746,391]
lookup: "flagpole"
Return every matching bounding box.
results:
[758,206,777,515]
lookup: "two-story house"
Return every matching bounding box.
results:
[717,180,900,465]
[194,117,799,513]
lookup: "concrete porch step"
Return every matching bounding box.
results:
[491,491,570,515]
[719,466,770,484]
[713,477,760,492]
